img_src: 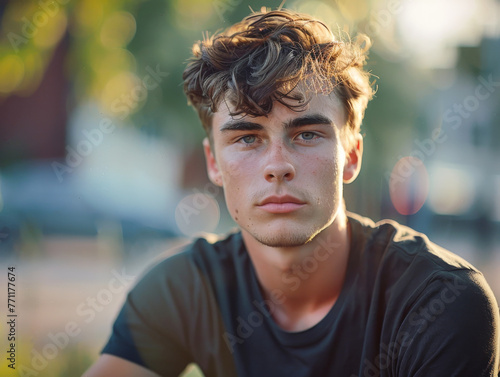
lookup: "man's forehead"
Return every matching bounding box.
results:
[213,91,346,129]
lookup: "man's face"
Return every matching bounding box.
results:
[204,92,362,248]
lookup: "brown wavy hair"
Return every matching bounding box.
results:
[183,8,374,147]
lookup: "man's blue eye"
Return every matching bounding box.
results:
[301,132,315,140]
[242,135,256,144]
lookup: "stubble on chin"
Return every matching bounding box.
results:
[249,228,319,248]
[243,210,340,248]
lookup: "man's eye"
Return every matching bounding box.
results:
[240,135,256,144]
[299,132,316,140]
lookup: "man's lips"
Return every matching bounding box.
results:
[257,195,306,213]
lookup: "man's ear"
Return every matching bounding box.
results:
[343,134,363,184]
[203,137,223,187]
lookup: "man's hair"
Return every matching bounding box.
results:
[183,8,374,147]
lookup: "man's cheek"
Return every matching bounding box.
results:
[225,191,242,216]
[230,158,252,174]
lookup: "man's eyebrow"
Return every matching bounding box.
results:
[220,121,264,132]
[284,114,334,129]
[219,114,334,132]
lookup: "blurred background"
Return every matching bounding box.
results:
[0,0,499,375]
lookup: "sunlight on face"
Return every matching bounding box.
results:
[207,93,350,247]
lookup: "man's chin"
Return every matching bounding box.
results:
[240,215,336,248]
[252,230,317,248]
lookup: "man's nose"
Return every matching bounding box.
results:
[263,142,296,183]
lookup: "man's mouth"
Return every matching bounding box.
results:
[257,195,306,214]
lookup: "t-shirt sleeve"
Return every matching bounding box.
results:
[395,270,500,376]
[102,254,195,377]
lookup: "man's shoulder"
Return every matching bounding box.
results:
[136,230,244,284]
[124,230,244,317]
[347,213,497,326]
[347,211,478,274]
[346,212,486,306]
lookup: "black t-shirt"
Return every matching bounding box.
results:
[102,213,500,376]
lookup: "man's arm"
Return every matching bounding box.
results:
[83,354,161,377]
[87,254,198,376]
[396,270,499,376]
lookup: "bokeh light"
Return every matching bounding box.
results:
[99,11,136,49]
[427,163,475,215]
[32,10,68,49]
[0,54,25,93]
[175,193,220,237]
[74,0,105,32]
[389,157,429,216]
[100,71,144,116]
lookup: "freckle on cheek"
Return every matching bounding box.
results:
[235,209,239,214]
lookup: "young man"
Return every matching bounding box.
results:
[84,9,500,377]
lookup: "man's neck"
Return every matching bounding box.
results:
[241,210,351,331]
